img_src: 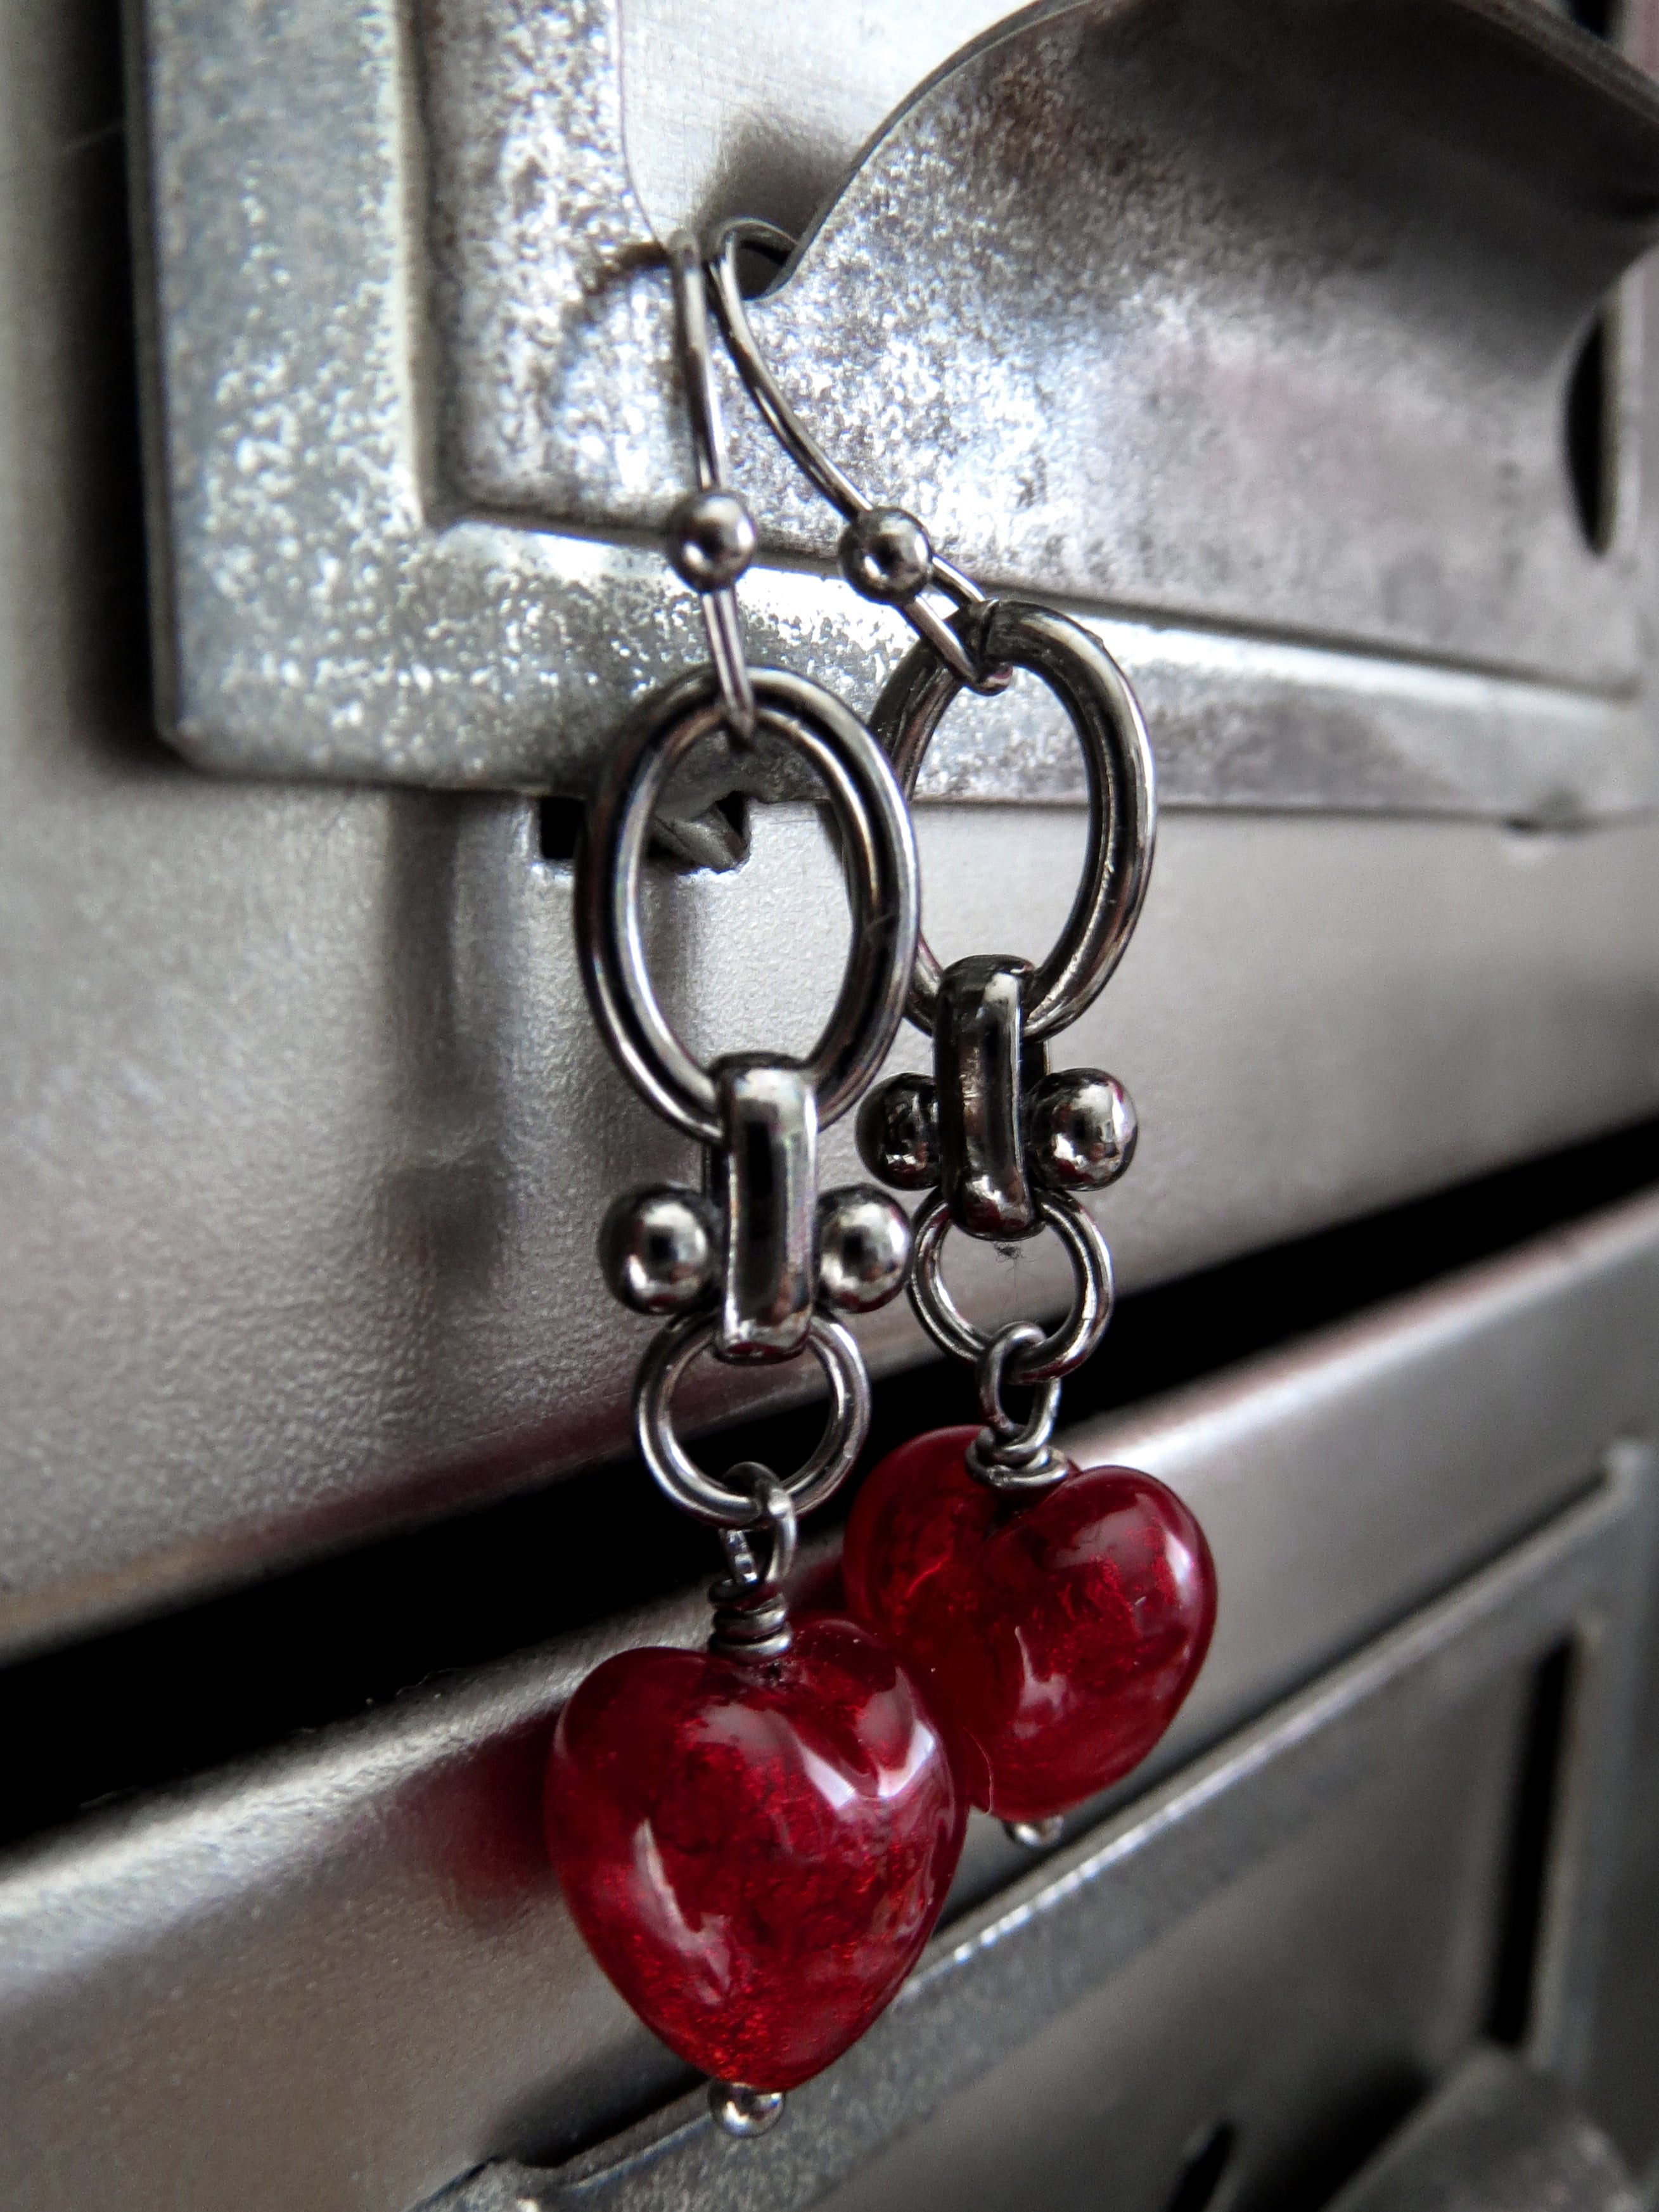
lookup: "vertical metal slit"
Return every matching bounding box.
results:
[1487,1641,1577,2045]
[1566,309,1616,555]
[539,795,586,866]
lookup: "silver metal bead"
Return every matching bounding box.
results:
[709,2081,786,2137]
[1028,1070,1137,1192]
[1005,1816,1066,1849]
[837,505,933,604]
[855,1074,940,1190]
[816,1186,912,1313]
[598,1185,721,1315]
[663,487,757,591]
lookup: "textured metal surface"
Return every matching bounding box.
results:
[1327,2048,1639,2212]
[433,1453,1655,2212]
[3,1200,1657,2211]
[17,0,1659,1656]
[13,0,1659,1649]
[131,0,1659,809]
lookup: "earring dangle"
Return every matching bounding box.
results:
[706,222,1219,1837]
[544,238,965,2129]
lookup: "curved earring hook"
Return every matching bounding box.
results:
[705,219,1009,696]
[665,230,757,743]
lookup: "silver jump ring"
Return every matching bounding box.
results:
[577,666,919,1145]
[635,1310,871,1527]
[873,599,1156,1042]
[909,1188,1114,1384]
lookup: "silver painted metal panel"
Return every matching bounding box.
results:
[129,0,1659,809]
[813,1723,1530,2212]
[1,1203,1656,2211]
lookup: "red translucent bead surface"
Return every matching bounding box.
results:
[843,1426,1217,1822]
[545,1612,964,2092]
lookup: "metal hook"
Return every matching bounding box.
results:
[665,232,757,744]
[705,220,1010,696]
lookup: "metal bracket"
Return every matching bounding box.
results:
[426,1443,1658,2212]
[129,0,1659,821]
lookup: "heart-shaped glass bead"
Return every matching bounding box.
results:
[545,1612,964,2091]
[843,1426,1216,1822]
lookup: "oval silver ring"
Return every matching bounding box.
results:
[577,667,919,1145]
[872,600,1156,1043]
[634,1309,872,1527]
[908,1188,1114,1384]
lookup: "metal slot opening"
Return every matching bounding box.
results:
[538,795,584,865]
[537,791,751,873]
[1566,311,1616,556]
[1565,0,1618,37]
[1487,1642,1577,2045]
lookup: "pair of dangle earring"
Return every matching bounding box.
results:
[545,225,1215,2126]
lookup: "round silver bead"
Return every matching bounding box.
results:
[1028,1069,1137,1192]
[837,506,933,605]
[856,1074,940,1190]
[664,488,757,592]
[598,1185,721,1315]
[1005,1815,1066,1849]
[816,1185,912,1313]
[710,2081,785,2137]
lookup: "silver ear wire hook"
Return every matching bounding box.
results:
[664,231,758,744]
[706,219,1011,697]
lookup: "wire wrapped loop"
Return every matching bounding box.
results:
[964,1323,1069,1493]
[708,1467,799,1657]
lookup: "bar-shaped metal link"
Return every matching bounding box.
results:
[712,1060,819,1361]
[934,956,1039,1240]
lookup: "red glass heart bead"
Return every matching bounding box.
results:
[843,1427,1217,1822]
[545,1612,964,2092]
